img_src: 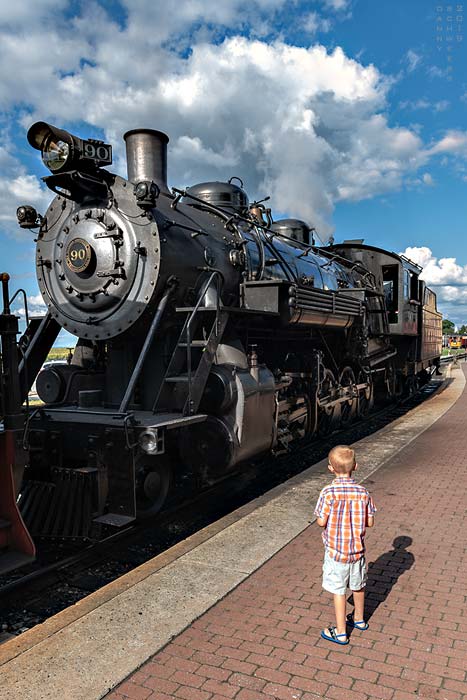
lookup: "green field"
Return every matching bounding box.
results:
[46,347,72,361]
[441,347,465,356]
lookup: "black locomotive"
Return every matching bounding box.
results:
[0,123,442,572]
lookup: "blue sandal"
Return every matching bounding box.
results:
[347,614,369,630]
[321,626,349,645]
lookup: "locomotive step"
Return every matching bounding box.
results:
[164,375,190,382]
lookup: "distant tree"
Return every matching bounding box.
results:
[442,319,455,334]
[458,324,467,335]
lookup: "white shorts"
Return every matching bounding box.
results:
[322,550,367,595]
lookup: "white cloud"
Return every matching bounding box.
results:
[401,246,467,322]
[406,172,436,188]
[12,293,47,321]
[422,172,434,186]
[402,246,467,287]
[406,49,422,72]
[322,0,350,10]
[0,137,50,232]
[12,294,77,346]
[399,98,449,113]
[430,286,467,323]
[434,100,450,112]
[400,98,430,110]
[333,115,425,201]
[0,1,465,240]
[428,130,467,156]
[303,11,332,34]
[0,0,66,25]
[8,22,398,235]
[427,65,448,79]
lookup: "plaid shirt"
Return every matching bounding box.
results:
[314,477,376,563]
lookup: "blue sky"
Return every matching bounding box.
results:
[1,0,467,333]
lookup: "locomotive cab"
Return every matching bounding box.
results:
[383,256,420,337]
[330,242,442,383]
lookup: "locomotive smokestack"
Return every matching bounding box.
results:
[123,129,170,194]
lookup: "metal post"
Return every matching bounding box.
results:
[1,273,11,314]
[0,274,22,427]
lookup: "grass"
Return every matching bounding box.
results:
[46,347,73,361]
[441,347,465,356]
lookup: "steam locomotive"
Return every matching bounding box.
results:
[0,123,442,572]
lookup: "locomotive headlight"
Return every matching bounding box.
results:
[27,121,112,174]
[42,135,71,172]
[138,429,163,455]
[135,181,149,199]
[27,122,74,173]
[16,205,42,229]
[134,179,160,209]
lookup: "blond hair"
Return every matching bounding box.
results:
[328,445,356,474]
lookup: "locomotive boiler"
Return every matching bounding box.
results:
[0,123,442,571]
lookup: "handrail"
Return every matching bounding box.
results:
[119,279,177,414]
[171,186,375,284]
[185,270,223,411]
[9,288,29,328]
[399,253,422,272]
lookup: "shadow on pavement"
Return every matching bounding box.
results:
[348,536,415,623]
[365,535,415,619]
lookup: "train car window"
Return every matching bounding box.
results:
[409,272,419,301]
[403,269,410,300]
[382,265,399,324]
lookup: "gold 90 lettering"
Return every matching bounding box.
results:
[70,248,86,261]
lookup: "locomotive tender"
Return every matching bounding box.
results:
[0,123,442,572]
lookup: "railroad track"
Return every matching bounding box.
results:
[440,352,467,364]
[0,371,446,641]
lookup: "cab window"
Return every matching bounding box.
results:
[403,269,410,300]
[382,265,399,324]
[409,272,419,301]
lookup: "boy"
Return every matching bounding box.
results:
[314,445,376,645]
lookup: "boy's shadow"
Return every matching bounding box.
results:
[348,536,415,621]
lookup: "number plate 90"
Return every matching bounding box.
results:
[65,238,92,273]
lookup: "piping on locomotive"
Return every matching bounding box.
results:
[0,123,442,573]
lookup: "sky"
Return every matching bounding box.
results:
[1,0,467,337]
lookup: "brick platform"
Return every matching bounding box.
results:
[105,372,467,700]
